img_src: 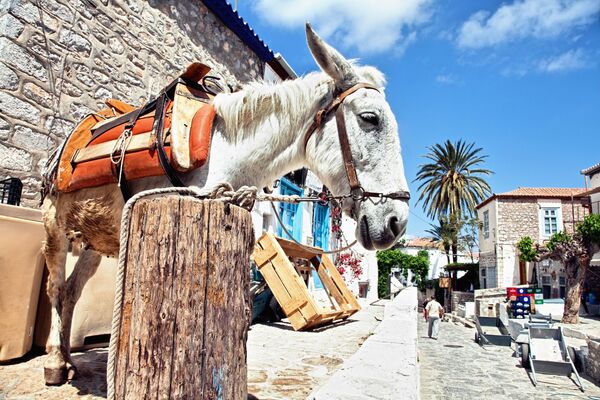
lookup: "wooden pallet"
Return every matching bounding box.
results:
[252,233,361,331]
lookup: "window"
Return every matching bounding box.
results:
[559,276,566,299]
[542,275,552,299]
[480,268,487,289]
[542,207,559,236]
[483,210,490,239]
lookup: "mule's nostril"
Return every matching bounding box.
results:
[388,216,403,237]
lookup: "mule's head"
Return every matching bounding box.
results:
[304,24,409,250]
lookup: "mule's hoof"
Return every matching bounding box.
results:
[44,366,67,385]
[67,364,78,381]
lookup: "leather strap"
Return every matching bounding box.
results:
[154,92,185,187]
[335,105,360,191]
[303,83,379,194]
[303,83,379,150]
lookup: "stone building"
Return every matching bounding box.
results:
[476,187,590,296]
[0,0,293,206]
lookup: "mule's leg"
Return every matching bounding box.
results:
[42,223,69,385]
[59,248,102,379]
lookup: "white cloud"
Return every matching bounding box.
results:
[435,73,459,84]
[252,0,433,55]
[457,0,600,49]
[537,49,589,72]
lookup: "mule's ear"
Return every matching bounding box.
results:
[306,22,359,89]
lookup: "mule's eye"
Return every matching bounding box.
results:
[359,112,379,125]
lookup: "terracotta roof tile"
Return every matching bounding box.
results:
[404,237,437,248]
[498,187,588,197]
[476,187,589,209]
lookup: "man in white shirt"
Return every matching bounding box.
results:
[424,297,444,339]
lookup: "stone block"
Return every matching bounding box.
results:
[39,0,73,22]
[0,117,10,140]
[588,339,600,354]
[8,0,39,25]
[0,142,32,172]
[58,29,91,56]
[22,82,53,108]
[0,91,41,124]
[12,125,54,152]
[94,87,112,101]
[69,102,93,121]
[0,62,18,90]
[91,68,110,84]
[0,38,47,82]
[57,79,83,97]
[0,13,24,39]
[108,36,124,54]
[44,115,74,137]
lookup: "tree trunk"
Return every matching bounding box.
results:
[111,197,254,399]
[561,258,587,324]
[451,242,458,263]
[444,244,450,264]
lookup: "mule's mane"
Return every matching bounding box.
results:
[212,65,386,143]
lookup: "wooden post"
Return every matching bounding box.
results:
[112,197,254,400]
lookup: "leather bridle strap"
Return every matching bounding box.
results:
[303,82,379,150]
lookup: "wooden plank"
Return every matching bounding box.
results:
[311,257,349,312]
[267,235,320,325]
[253,236,307,330]
[72,131,170,164]
[321,255,361,312]
[252,234,321,330]
[277,237,322,259]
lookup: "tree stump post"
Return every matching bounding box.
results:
[110,196,254,400]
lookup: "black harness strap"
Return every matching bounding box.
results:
[154,91,186,188]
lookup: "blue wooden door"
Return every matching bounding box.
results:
[312,203,330,289]
[313,203,330,250]
[277,178,303,241]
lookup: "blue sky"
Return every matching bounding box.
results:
[235,0,600,237]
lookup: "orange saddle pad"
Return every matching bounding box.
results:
[57,103,216,193]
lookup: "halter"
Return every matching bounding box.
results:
[303,83,411,203]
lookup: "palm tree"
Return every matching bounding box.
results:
[416,139,492,261]
[426,219,454,263]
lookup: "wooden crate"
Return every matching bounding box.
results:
[252,233,361,331]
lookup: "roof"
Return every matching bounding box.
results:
[202,0,274,62]
[476,187,589,209]
[581,162,600,176]
[582,186,600,196]
[404,237,437,249]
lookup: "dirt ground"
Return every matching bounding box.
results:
[0,303,384,400]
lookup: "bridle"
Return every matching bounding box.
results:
[303,82,411,204]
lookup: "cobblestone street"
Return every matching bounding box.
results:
[418,317,600,400]
[0,304,383,400]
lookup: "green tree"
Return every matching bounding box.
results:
[415,139,492,262]
[517,214,600,324]
[376,249,430,297]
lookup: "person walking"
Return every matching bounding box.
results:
[424,297,444,339]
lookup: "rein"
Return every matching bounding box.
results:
[303,82,411,203]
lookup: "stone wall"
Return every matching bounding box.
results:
[0,0,263,207]
[587,339,600,384]
[451,291,474,312]
[496,199,539,243]
[561,198,590,235]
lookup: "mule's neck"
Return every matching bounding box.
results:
[209,74,334,189]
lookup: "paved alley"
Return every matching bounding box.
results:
[0,304,383,400]
[418,317,600,400]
